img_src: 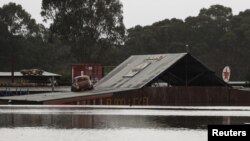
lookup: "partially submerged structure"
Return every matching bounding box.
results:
[95,53,227,90]
[1,53,250,105]
[0,70,61,87]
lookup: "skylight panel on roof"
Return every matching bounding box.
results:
[123,62,151,78]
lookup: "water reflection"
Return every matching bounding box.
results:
[1,113,250,129]
[0,127,206,141]
[1,106,250,141]
[1,106,250,129]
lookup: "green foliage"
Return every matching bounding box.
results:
[1,3,250,83]
[124,5,250,80]
[0,2,40,37]
[41,0,125,62]
[0,3,72,73]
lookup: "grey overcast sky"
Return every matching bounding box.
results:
[0,0,250,28]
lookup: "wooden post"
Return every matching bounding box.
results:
[51,76,55,92]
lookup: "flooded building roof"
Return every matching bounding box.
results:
[0,71,61,77]
[0,88,133,103]
[0,53,228,104]
[95,53,227,90]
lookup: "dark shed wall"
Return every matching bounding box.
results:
[111,87,250,106]
[43,87,250,105]
[230,89,250,106]
[4,87,250,106]
[0,100,8,104]
[112,87,230,106]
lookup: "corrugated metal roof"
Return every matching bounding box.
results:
[0,53,228,103]
[0,53,187,102]
[95,53,187,90]
[0,71,61,77]
[0,88,134,102]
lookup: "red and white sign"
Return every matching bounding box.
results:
[222,66,231,82]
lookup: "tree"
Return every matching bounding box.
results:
[0,2,40,37]
[199,5,232,20]
[0,3,53,72]
[41,0,125,62]
[0,22,11,70]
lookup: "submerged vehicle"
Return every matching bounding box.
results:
[71,75,94,92]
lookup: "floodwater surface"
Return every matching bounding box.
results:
[1,106,250,141]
